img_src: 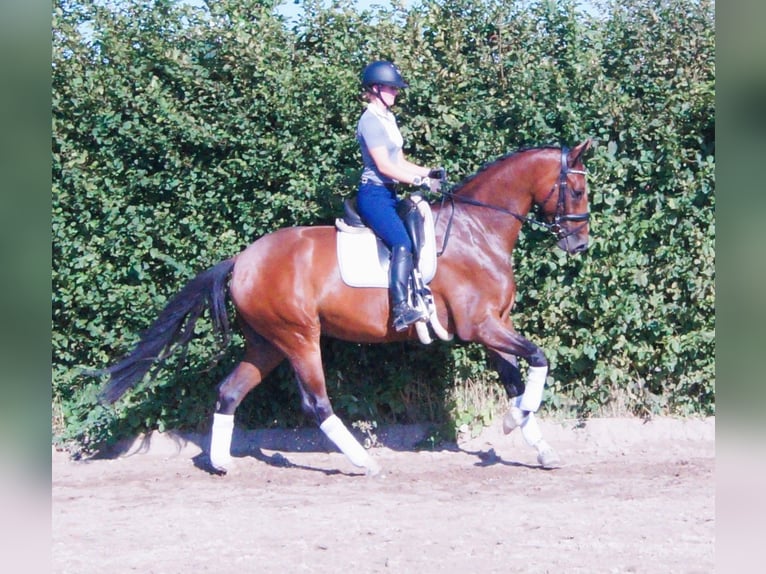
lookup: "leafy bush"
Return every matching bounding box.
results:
[52,0,714,452]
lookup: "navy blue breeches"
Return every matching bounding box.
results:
[356,182,412,253]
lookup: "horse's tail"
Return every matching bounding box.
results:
[98,258,237,404]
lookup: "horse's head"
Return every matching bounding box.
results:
[535,140,592,254]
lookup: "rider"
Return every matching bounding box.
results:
[355,60,444,331]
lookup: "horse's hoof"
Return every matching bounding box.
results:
[502,407,525,435]
[365,460,383,478]
[536,446,563,469]
[209,457,234,476]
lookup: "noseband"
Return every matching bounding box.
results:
[435,147,589,253]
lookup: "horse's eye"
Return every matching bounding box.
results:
[572,188,585,199]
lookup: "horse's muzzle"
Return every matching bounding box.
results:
[553,216,589,254]
[557,235,589,254]
[569,241,589,254]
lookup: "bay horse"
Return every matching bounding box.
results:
[100,140,592,475]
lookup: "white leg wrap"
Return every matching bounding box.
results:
[520,411,543,447]
[519,366,547,412]
[320,415,379,474]
[522,412,562,468]
[209,413,234,472]
[512,406,562,468]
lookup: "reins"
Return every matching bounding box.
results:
[434,147,589,256]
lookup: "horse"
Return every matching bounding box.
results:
[100,139,592,475]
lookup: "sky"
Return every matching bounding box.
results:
[277,0,412,17]
[182,0,595,19]
[276,0,597,20]
[216,0,598,22]
[273,0,413,22]
[178,1,412,24]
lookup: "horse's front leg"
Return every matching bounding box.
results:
[480,324,562,469]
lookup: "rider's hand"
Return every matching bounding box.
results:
[428,167,447,181]
[414,175,441,195]
[426,177,441,194]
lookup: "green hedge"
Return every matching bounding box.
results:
[52,0,715,453]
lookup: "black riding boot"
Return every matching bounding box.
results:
[390,245,427,331]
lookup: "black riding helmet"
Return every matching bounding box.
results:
[361,61,409,91]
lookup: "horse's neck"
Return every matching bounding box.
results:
[464,158,536,208]
[432,193,526,256]
[457,176,533,238]
[434,149,555,252]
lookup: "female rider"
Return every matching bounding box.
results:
[355,60,444,331]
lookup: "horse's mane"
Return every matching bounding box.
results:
[451,144,560,193]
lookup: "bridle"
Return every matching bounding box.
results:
[435,147,589,254]
[545,146,590,240]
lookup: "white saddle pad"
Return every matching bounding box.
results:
[335,197,437,288]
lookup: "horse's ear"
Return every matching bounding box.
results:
[568,138,592,166]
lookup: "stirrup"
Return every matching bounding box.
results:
[392,303,427,332]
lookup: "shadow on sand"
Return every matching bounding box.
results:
[88,422,545,475]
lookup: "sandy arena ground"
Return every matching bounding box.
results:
[52,416,714,573]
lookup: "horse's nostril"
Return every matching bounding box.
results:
[575,243,589,253]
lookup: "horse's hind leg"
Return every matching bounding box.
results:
[209,329,285,473]
[290,345,381,476]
